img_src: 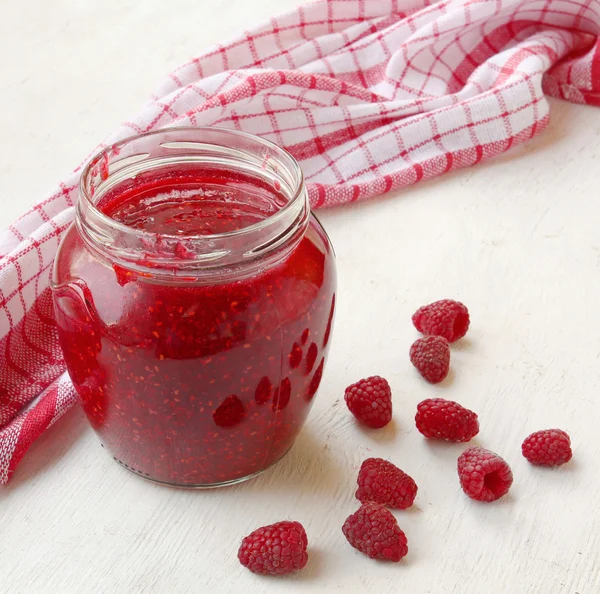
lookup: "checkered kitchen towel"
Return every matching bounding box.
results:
[1,0,599,483]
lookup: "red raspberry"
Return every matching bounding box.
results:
[238,521,308,575]
[342,503,408,562]
[522,429,572,466]
[415,398,479,442]
[457,447,513,502]
[409,336,450,383]
[344,376,392,429]
[412,299,470,343]
[356,458,417,510]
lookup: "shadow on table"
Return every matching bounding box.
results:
[354,416,399,444]
[422,435,476,464]
[289,545,327,582]
[232,427,349,502]
[2,413,345,499]
[0,406,87,495]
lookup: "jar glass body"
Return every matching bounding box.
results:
[51,128,336,487]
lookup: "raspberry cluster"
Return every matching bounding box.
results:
[238,298,572,575]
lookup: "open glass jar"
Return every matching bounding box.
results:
[52,127,336,487]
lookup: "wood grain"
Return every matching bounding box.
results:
[0,1,599,592]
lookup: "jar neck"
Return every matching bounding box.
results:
[76,127,309,281]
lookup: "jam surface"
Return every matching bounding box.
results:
[53,168,336,486]
[104,167,288,235]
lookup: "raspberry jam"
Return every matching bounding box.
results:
[52,128,336,487]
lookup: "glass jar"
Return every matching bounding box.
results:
[51,127,336,487]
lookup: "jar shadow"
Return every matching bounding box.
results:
[232,428,346,499]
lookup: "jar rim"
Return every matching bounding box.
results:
[79,126,306,242]
[77,126,310,276]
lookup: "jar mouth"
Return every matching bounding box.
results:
[77,127,309,277]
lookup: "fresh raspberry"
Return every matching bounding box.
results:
[342,503,408,562]
[409,336,450,383]
[344,376,392,429]
[415,398,479,442]
[412,299,470,343]
[522,429,572,466]
[238,521,308,576]
[356,458,417,510]
[457,447,513,502]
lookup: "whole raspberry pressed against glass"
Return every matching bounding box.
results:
[342,502,408,562]
[356,458,418,510]
[522,429,572,466]
[238,521,308,575]
[458,447,513,502]
[415,398,479,442]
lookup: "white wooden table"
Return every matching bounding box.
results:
[1,2,599,593]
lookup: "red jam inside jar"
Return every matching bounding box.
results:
[52,128,336,487]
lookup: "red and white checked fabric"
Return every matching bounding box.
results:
[1,0,599,483]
